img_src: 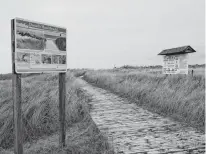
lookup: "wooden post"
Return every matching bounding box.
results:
[11,19,23,154]
[59,73,66,148]
[13,74,23,154]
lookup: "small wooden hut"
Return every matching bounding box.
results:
[158,45,196,74]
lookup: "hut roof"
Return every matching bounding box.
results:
[158,45,196,55]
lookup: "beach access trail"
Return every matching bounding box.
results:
[79,79,205,154]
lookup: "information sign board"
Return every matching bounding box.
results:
[163,54,188,74]
[14,18,67,73]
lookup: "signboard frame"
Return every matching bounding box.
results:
[14,17,67,74]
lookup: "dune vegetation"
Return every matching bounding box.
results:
[82,68,205,132]
[0,72,113,154]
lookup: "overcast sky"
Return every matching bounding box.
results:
[0,0,205,73]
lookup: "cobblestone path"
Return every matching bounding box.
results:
[82,81,205,154]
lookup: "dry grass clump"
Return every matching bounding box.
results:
[1,115,113,154]
[83,70,205,132]
[0,72,113,154]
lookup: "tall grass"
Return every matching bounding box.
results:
[83,70,205,132]
[0,72,113,153]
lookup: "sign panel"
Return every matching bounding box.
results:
[163,54,188,74]
[14,18,67,73]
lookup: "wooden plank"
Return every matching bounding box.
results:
[11,19,23,154]
[59,72,66,148]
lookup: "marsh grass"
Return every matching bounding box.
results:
[83,70,205,132]
[0,72,113,154]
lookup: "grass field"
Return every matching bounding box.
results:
[82,67,205,132]
[0,72,113,154]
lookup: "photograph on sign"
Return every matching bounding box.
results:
[44,32,66,52]
[14,18,67,73]
[16,27,45,50]
[16,52,30,64]
[42,54,52,64]
[30,53,41,65]
[59,55,66,64]
[52,55,59,64]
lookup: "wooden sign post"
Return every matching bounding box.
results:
[11,18,67,153]
[11,19,23,154]
[59,73,66,148]
[12,74,23,154]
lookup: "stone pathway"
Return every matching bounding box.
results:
[81,81,205,154]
